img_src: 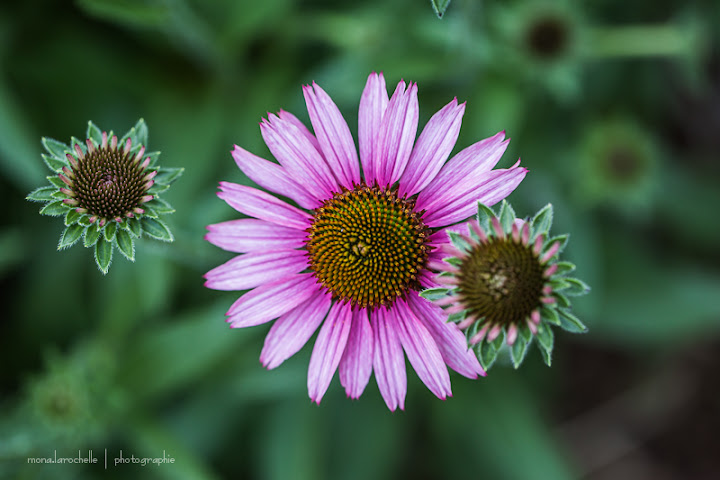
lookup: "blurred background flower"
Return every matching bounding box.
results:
[1,0,719,479]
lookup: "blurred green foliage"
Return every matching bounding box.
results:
[1,0,720,479]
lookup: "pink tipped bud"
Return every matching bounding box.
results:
[469,324,490,345]
[61,166,74,178]
[533,234,544,256]
[124,138,132,153]
[133,146,146,164]
[444,304,466,315]
[486,324,503,342]
[544,263,558,278]
[144,180,154,190]
[521,223,530,245]
[527,318,538,335]
[491,216,504,239]
[89,215,98,223]
[140,157,150,170]
[457,315,477,331]
[511,222,520,243]
[114,217,122,223]
[427,259,457,274]
[59,174,73,187]
[542,285,553,296]
[62,198,79,206]
[541,296,556,305]
[75,207,87,214]
[506,324,518,346]
[125,212,134,218]
[144,170,158,181]
[140,194,154,203]
[469,219,487,243]
[531,310,541,325]
[434,295,459,307]
[85,138,95,154]
[59,187,74,196]
[540,242,561,264]
[98,218,106,227]
[101,131,108,148]
[110,135,118,150]
[435,275,460,286]
[74,144,85,160]
[440,243,466,259]
[133,207,145,214]
[65,153,79,169]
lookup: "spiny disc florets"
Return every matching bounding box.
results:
[306,184,430,309]
[62,134,155,223]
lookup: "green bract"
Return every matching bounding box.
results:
[26,119,182,274]
[420,201,589,370]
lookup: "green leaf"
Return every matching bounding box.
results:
[537,338,553,367]
[121,118,148,147]
[40,200,67,216]
[542,306,561,326]
[154,166,183,185]
[64,208,82,226]
[554,261,576,275]
[419,287,450,301]
[558,310,588,333]
[142,205,159,219]
[510,336,529,369]
[498,200,515,233]
[519,322,532,343]
[447,230,469,251]
[58,224,84,249]
[430,0,451,18]
[116,229,135,261]
[476,202,495,231]
[104,221,117,242]
[536,322,554,352]
[41,137,70,159]
[94,237,113,274]
[84,223,101,247]
[555,292,570,308]
[141,217,173,241]
[477,341,499,370]
[42,153,68,172]
[490,330,505,350]
[148,182,170,195]
[128,217,142,238]
[78,215,92,227]
[87,121,103,146]
[145,197,175,214]
[563,278,590,296]
[144,151,161,167]
[544,234,569,256]
[26,185,56,202]
[531,204,553,238]
[47,175,65,188]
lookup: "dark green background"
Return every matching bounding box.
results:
[2,0,719,479]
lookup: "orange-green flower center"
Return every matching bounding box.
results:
[306,184,430,309]
[458,237,544,325]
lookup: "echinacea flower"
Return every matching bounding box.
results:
[27,120,182,274]
[422,201,589,370]
[205,73,527,410]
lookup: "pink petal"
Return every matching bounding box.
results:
[374,80,418,187]
[394,299,451,400]
[226,273,317,327]
[339,309,374,399]
[261,289,332,369]
[358,72,389,184]
[217,182,312,230]
[277,110,322,154]
[303,82,361,188]
[422,163,528,227]
[231,145,319,209]
[416,131,508,212]
[204,250,308,291]
[307,301,353,404]
[205,219,307,253]
[371,307,407,411]
[398,99,465,197]
[406,291,485,378]
[261,113,338,199]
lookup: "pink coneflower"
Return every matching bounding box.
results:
[205,73,527,410]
